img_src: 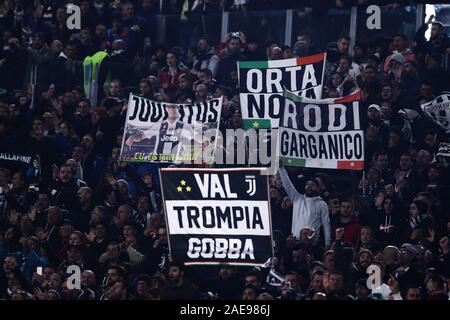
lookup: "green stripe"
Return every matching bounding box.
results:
[242,119,272,129]
[239,61,269,69]
[283,87,303,102]
[281,157,306,167]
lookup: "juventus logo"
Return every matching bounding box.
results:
[245,176,256,196]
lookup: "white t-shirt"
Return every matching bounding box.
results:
[371,283,391,300]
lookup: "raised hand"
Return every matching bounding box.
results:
[35,227,48,241]
[85,229,96,243]
[33,287,46,300]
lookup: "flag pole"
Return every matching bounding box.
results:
[362,170,367,196]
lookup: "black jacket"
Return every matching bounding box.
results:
[49,179,79,213]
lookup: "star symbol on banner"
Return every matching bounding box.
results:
[180,180,186,186]
[252,121,259,128]
[287,159,292,164]
[350,162,355,167]
[177,186,183,192]
[186,186,191,192]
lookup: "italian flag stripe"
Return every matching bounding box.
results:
[266,58,297,68]
[283,89,303,102]
[281,157,307,167]
[336,160,365,170]
[239,53,325,69]
[334,91,362,103]
[282,158,364,170]
[296,52,325,66]
[242,119,272,129]
[238,61,269,69]
[284,88,361,104]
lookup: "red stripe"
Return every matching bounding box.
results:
[296,52,325,65]
[336,160,365,170]
[160,168,266,172]
[335,91,362,104]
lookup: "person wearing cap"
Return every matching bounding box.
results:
[367,103,389,141]
[436,143,450,180]
[57,243,86,275]
[216,32,246,84]
[395,243,423,289]
[383,34,415,74]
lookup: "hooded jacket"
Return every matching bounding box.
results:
[279,167,331,246]
[383,49,415,73]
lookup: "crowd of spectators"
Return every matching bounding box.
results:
[0,0,450,300]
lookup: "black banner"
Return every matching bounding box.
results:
[160,168,273,266]
[0,153,40,175]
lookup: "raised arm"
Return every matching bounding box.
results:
[278,166,301,201]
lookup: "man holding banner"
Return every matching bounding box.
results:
[272,87,365,248]
[278,162,331,247]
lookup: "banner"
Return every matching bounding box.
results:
[279,90,364,170]
[238,53,326,129]
[421,93,450,129]
[120,94,222,163]
[160,168,273,266]
[0,153,40,176]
